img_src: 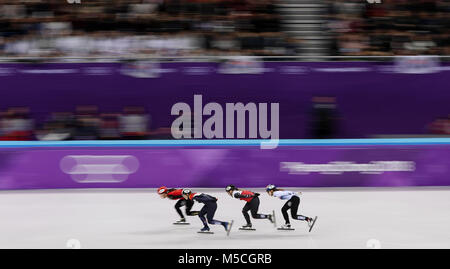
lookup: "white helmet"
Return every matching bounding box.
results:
[266,184,276,192]
[182,189,192,196]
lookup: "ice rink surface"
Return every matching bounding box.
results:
[0,187,449,249]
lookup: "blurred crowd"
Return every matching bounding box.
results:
[429,116,450,135]
[0,0,292,57]
[326,0,450,56]
[1,104,448,140]
[0,0,449,58]
[0,106,174,141]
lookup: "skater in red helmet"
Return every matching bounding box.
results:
[225,185,275,230]
[157,186,199,224]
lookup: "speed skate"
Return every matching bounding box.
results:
[277,216,318,232]
[272,210,277,227]
[277,226,295,231]
[226,220,234,236]
[172,222,190,225]
[197,220,233,235]
[173,221,190,225]
[197,230,214,234]
[308,216,318,232]
[239,226,256,231]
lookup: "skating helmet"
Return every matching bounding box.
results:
[225,185,236,192]
[266,184,276,192]
[157,186,168,194]
[182,189,192,196]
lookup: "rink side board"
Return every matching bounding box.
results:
[0,138,448,190]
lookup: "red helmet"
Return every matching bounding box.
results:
[157,186,168,194]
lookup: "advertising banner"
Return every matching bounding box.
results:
[0,143,448,190]
[0,61,449,138]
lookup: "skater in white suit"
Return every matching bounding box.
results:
[266,184,317,231]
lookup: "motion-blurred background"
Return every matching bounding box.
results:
[0,0,448,141]
[0,2,449,249]
[0,0,449,57]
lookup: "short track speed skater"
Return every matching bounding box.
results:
[225,185,276,230]
[182,189,232,235]
[266,185,317,232]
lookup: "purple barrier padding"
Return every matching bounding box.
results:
[0,145,448,190]
[0,62,450,138]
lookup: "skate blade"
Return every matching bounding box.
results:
[272,210,277,227]
[239,228,256,231]
[197,231,214,234]
[226,220,234,236]
[173,222,190,225]
[308,216,318,232]
[277,228,295,231]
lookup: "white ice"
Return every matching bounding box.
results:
[0,187,449,249]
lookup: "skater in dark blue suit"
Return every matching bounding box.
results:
[182,189,233,234]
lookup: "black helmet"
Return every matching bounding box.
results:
[225,185,237,192]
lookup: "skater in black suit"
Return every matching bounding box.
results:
[182,189,232,234]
